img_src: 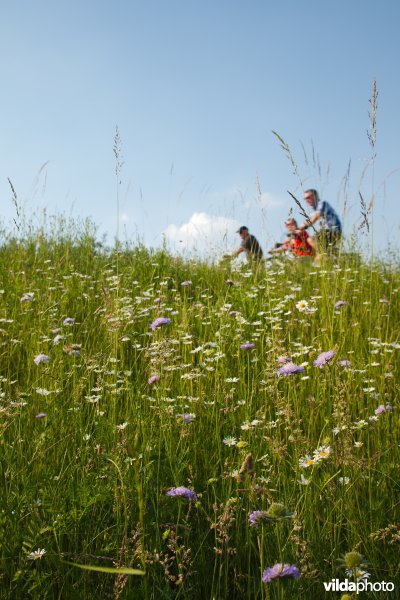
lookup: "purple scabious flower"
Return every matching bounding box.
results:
[375,404,392,415]
[35,412,47,419]
[240,342,255,350]
[181,280,191,287]
[20,293,34,302]
[335,300,347,308]
[34,354,50,365]
[262,563,300,583]
[63,317,75,326]
[338,359,351,367]
[150,317,171,331]
[277,362,305,376]
[313,350,336,368]
[68,349,80,357]
[177,413,196,424]
[249,510,270,527]
[277,354,290,365]
[165,486,197,502]
[148,374,160,385]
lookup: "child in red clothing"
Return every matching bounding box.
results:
[270,218,316,257]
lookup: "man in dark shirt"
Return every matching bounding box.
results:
[224,226,264,262]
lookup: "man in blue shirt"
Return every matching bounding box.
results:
[296,189,342,252]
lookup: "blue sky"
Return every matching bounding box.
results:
[1,0,399,257]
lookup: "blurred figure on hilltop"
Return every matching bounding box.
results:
[295,189,342,253]
[222,226,264,263]
[270,217,316,258]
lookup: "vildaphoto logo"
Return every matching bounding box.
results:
[323,578,395,594]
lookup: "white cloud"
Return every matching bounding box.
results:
[163,212,239,254]
[256,192,285,209]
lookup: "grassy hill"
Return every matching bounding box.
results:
[0,227,399,599]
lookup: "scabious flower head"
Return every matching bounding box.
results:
[342,551,365,570]
[177,413,196,424]
[240,342,255,350]
[335,300,347,308]
[265,502,293,520]
[63,344,80,357]
[262,563,300,583]
[249,503,294,524]
[277,362,305,376]
[375,404,392,415]
[226,279,235,286]
[313,349,336,367]
[277,354,290,365]
[181,280,191,287]
[165,486,197,501]
[236,440,247,449]
[150,317,171,331]
[148,374,160,385]
[34,354,50,365]
[249,510,270,527]
[63,317,75,326]
[20,292,34,302]
[338,359,351,367]
[35,412,47,419]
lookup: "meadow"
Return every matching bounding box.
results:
[0,220,399,599]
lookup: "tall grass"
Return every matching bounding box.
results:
[0,223,399,599]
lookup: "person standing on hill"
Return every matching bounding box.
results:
[223,226,264,262]
[296,189,342,251]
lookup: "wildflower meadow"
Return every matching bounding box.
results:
[0,220,399,599]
